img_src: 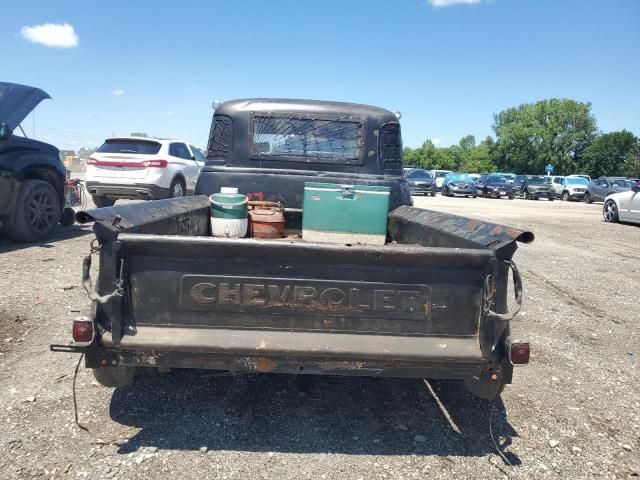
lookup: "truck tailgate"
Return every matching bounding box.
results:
[118,234,494,341]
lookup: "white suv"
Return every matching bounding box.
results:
[86,137,206,207]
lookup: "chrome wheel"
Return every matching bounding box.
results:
[562,191,570,201]
[603,200,619,223]
[170,180,185,198]
[28,190,57,235]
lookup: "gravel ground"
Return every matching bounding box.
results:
[0,195,638,479]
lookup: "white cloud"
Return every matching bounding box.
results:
[432,137,442,146]
[20,22,78,48]
[428,0,482,7]
[111,89,125,96]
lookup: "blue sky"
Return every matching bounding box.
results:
[3,0,639,151]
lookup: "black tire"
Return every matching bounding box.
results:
[9,179,62,242]
[59,207,75,227]
[464,377,505,400]
[562,191,570,202]
[472,194,477,198]
[584,192,592,204]
[92,195,116,208]
[603,200,619,223]
[93,366,136,388]
[523,190,529,200]
[508,194,514,200]
[169,176,186,198]
[431,190,436,197]
[549,197,555,202]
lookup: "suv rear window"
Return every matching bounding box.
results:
[97,140,161,155]
[249,114,364,165]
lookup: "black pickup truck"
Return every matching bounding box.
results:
[52,99,533,400]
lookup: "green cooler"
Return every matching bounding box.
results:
[302,182,390,245]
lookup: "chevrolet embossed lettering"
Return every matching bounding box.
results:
[180,275,430,321]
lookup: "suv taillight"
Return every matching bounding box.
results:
[142,159,168,168]
[86,157,98,165]
[72,317,94,345]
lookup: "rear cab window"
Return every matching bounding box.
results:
[249,114,364,165]
[97,139,161,155]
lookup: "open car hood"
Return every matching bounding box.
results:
[0,82,51,131]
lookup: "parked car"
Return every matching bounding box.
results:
[628,178,640,186]
[56,98,532,401]
[479,174,515,199]
[428,169,453,191]
[514,174,527,191]
[603,184,640,224]
[500,173,516,185]
[405,168,437,196]
[85,138,206,207]
[0,82,74,242]
[442,173,477,197]
[474,174,489,192]
[554,176,589,201]
[518,175,555,200]
[567,174,591,182]
[584,177,633,204]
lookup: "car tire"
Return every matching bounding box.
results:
[549,197,554,202]
[92,366,136,388]
[562,191,570,202]
[523,190,529,200]
[169,177,186,198]
[59,207,75,227]
[584,192,592,204]
[508,194,514,200]
[603,200,619,223]
[472,194,477,198]
[431,191,436,197]
[92,196,116,208]
[9,180,62,243]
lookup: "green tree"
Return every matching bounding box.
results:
[626,141,640,178]
[582,130,638,178]
[77,147,96,159]
[492,99,597,174]
[459,134,476,151]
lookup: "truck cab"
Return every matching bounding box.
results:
[195,99,412,210]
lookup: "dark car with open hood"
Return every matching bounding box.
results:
[442,173,477,198]
[0,82,72,242]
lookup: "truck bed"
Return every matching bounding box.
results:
[72,196,533,395]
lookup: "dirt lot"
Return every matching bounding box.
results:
[0,196,638,479]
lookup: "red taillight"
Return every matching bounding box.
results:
[509,340,530,365]
[142,159,168,168]
[72,317,94,345]
[85,158,167,168]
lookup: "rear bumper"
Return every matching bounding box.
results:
[87,326,494,379]
[567,192,585,199]
[85,182,169,200]
[528,190,555,198]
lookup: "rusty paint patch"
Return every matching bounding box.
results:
[241,357,275,372]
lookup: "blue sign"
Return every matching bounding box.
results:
[545,164,554,174]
